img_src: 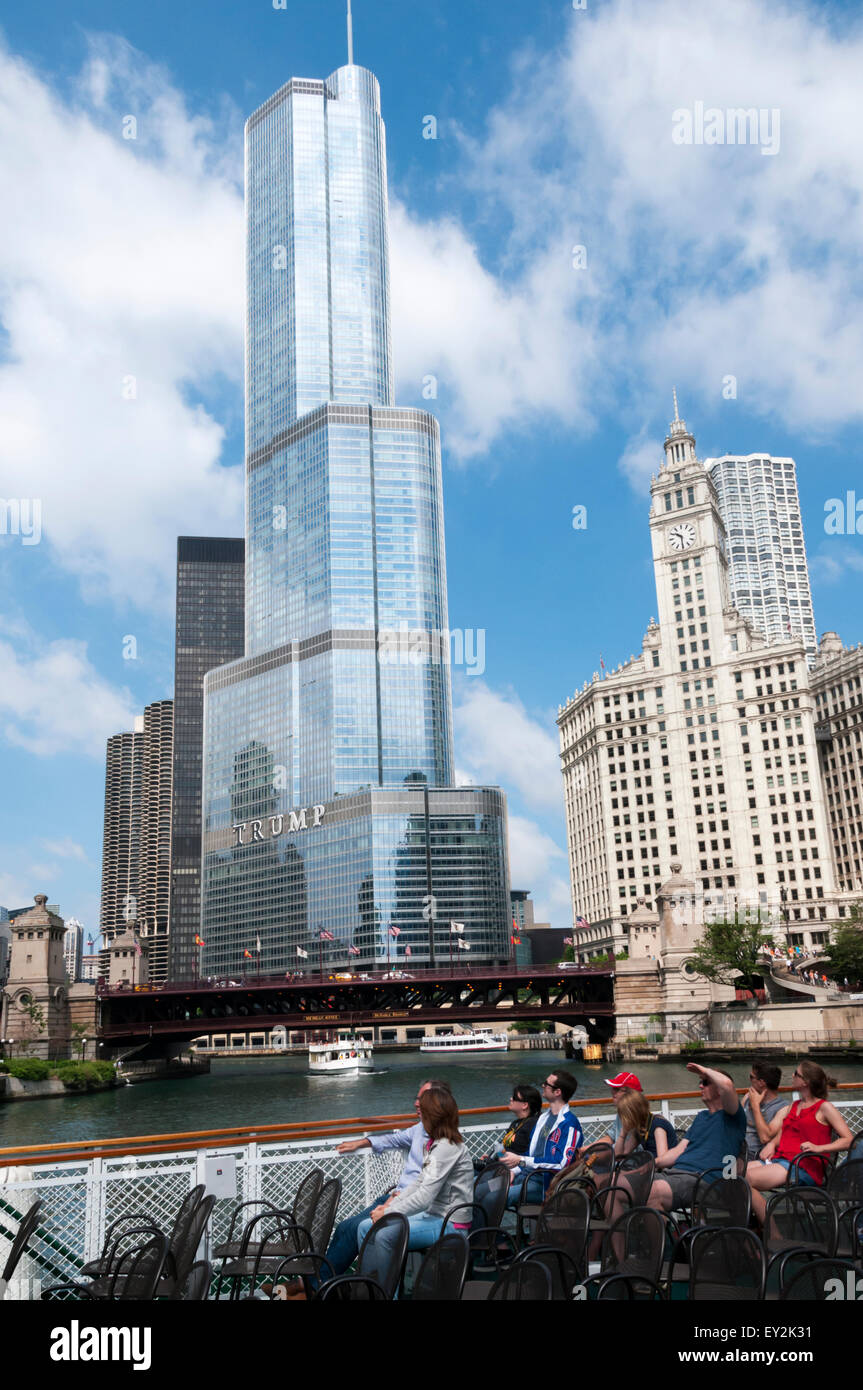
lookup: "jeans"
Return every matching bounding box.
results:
[325,1190,392,1276]
[356,1211,454,1252]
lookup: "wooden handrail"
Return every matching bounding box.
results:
[1,1083,861,1169]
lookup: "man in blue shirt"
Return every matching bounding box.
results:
[649,1062,746,1211]
[325,1078,451,1274]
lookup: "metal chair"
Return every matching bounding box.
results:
[780,1256,859,1300]
[410,1232,470,1301]
[848,1130,863,1161]
[508,1245,582,1301]
[1,1199,44,1296]
[42,1226,169,1302]
[353,1212,409,1300]
[688,1226,766,1301]
[593,1272,665,1300]
[314,1274,389,1301]
[533,1186,591,1281]
[588,1149,655,1249]
[79,1183,205,1280]
[176,1260,212,1301]
[827,1159,863,1259]
[593,1205,667,1289]
[157,1194,215,1298]
[486,1259,554,1301]
[219,1210,313,1300]
[763,1187,838,1263]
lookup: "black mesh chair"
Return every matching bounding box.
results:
[553,1142,615,1199]
[314,1274,389,1301]
[244,1252,335,1300]
[219,1210,313,1300]
[410,1232,470,1301]
[290,1169,325,1242]
[848,1131,863,1161]
[533,1186,591,1281]
[785,1152,835,1187]
[157,1194,215,1298]
[352,1212,409,1300]
[486,1259,554,1301]
[80,1184,205,1279]
[593,1272,665,1300]
[593,1205,667,1290]
[307,1177,342,1257]
[763,1187,838,1263]
[688,1227,765,1301]
[780,1256,859,1300]
[177,1260,212,1301]
[213,1199,278,1267]
[1,1198,44,1291]
[692,1175,751,1229]
[43,1226,169,1302]
[508,1245,582,1301]
[589,1150,655,1246]
[467,1161,510,1257]
[827,1159,863,1260]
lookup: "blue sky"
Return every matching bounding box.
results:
[2,0,863,936]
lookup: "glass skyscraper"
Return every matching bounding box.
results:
[200,62,509,974]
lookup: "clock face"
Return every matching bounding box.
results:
[668,522,696,551]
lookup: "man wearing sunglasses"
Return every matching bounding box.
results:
[499,1070,583,1203]
[648,1061,745,1212]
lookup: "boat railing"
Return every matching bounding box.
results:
[2,1087,862,1298]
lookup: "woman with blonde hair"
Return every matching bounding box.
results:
[745,1059,852,1224]
[615,1088,676,1160]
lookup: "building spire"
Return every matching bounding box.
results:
[672,386,680,423]
[347,0,354,64]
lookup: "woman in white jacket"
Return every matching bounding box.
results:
[356,1087,475,1251]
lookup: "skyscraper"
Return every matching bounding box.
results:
[201,56,509,974]
[99,720,144,960]
[706,453,816,666]
[62,918,84,982]
[558,399,837,957]
[169,537,245,981]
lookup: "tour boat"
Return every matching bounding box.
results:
[419,1027,509,1053]
[308,1033,374,1074]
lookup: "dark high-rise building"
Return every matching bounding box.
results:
[138,698,174,983]
[169,537,245,980]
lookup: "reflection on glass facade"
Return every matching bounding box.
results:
[201,60,509,974]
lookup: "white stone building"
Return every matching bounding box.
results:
[558,398,838,959]
[811,633,863,903]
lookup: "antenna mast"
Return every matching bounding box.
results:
[347,0,354,64]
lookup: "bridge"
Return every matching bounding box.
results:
[96,964,615,1056]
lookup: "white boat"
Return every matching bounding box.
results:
[308,1033,374,1074]
[419,1027,509,1053]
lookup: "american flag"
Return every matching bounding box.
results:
[388,925,401,938]
[348,946,360,957]
[575,916,591,930]
[563,937,573,946]
[319,929,336,941]
[405,946,412,958]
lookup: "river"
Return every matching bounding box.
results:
[3,1053,863,1148]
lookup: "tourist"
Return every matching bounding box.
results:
[479,1083,542,1169]
[614,1087,676,1159]
[745,1060,852,1224]
[742,1060,786,1159]
[593,1070,643,1150]
[648,1062,746,1213]
[499,1069,583,1203]
[325,1078,452,1275]
[358,1088,474,1252]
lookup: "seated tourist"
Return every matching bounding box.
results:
[499,1070,583,1206]
[742,1060,785,1160]
[479,1083,542,1169]
[357,1087,475,1253]
[745,1059,852,1224]
[648,1063,746,1213]
[614,1087,676,1159]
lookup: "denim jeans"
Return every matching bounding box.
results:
[356,1211,454,1252]
[325,1190,392,1276]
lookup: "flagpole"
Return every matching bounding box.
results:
[318,927,323,980]
[449,924,453,978]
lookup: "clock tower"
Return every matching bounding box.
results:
[649,391,731,669]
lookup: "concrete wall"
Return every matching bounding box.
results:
[710,1001,863,1042]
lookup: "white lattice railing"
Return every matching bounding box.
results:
[2,1099,862,1299]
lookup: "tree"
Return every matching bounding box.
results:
[825,913,863,988]
[687,919,774,998]
[70,1022,89,1061]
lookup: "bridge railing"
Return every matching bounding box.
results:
[2,1088,862,1299]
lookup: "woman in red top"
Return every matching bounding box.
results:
[745,1059,852,1224]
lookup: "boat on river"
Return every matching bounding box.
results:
[419,1027,509,1053]
[308,1033,374,1074]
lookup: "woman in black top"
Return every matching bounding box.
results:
[478,1084,541,1168]
[616,1089,677,1159]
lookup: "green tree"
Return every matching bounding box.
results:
[686,919,773,998]
[70,1022,89,1060]
[825,913,863,988]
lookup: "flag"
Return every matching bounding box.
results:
[510,934,521,946]
[297,946,308,959]
[405,946,412,958]
[133,937,142,957]
[348,946,360,956]
[563,936,573,946]
[575,915,591,930]
[243,950,253,959]
[319,929,336,942]
[600,654,605,672]
[194,934,206,947]
[256,935,262,954]
[87,935,95,948]
[388,924,401,938]
[456,939,470,951]
[450,921,465,934]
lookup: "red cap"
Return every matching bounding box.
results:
[605,1071,642,1091]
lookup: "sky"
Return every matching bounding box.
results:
[1,0,862,938]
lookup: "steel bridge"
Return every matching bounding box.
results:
[96,964,615,1055]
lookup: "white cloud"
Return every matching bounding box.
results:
[38,838,89,862]
[0,36,244,611]
[453,681,562,812]
[507,814,572,928]
[0,627,138,757]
